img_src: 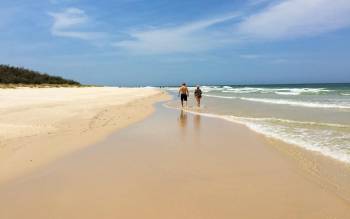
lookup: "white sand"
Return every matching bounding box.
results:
[0,87,168,184]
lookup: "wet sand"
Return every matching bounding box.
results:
[0,103,350,218]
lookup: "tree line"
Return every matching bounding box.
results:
[0,65,80,85]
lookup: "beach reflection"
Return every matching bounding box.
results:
[178,110,202,142]
[178,110,188,129]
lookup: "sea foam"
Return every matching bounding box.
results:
[179,109,350,164]
[203,94,350,109]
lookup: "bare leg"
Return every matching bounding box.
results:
[196,97,201,107]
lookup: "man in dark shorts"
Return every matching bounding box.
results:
[178,83,189,107]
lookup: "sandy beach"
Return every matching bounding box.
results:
[2,0,350,217]
[0,99,350,218]
[0,87,168,184]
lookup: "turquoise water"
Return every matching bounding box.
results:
[166,84,350,163]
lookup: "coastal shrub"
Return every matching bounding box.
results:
[0,65,80,85]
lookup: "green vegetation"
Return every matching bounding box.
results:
[0,65,80,86]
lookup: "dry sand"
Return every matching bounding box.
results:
[0,87,168,184]
[0,103,349,218]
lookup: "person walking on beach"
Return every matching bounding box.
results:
[178,83,189,107]
[194,85,202,107]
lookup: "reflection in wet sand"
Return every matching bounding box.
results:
[177,109,202,142]
[178,110,188,129]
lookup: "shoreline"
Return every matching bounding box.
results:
[1,101,349,218]
[164,101,350,162]
[0,87,169,185]
[165,103,350,203]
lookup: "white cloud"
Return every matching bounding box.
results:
[112,0,350,54]
[238,0,350,40]
[271,58,289,64]
[48,8,105,40]
[248,0,273,6]
[113,13,240,54]
[49,0,76,5]
[240,54,262,59]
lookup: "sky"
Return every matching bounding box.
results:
[1,0,350,86]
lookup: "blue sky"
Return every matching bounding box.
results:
[1,0,350,86]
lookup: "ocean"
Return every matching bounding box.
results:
[166,83,350,163]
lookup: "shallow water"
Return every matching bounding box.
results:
[166,84,350,163]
